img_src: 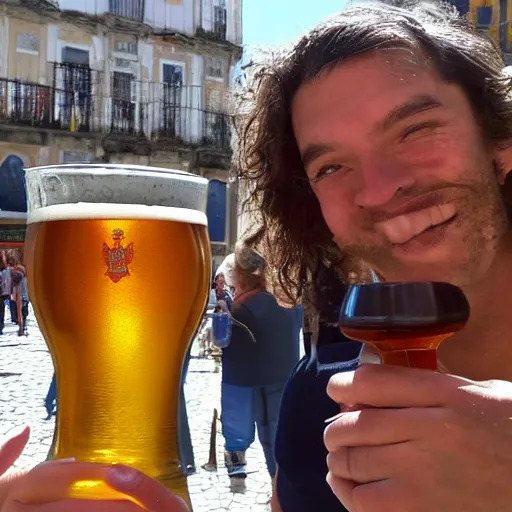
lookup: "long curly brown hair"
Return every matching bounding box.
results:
[234,0,512,308]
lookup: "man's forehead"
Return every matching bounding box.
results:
[292,49,444,126]
[312,48,438,89]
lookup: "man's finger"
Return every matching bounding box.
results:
[9,460,187,510]
[0,425,30,476]
[6,499,141,512]
[326,473,357,511]
[327,476,402,512]
[9,460,113,504]
[327,442,412,484]
[327,364,473,408]
[105,465,190,511]
[324,406,448,449]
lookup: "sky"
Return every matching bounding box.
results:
[242,0,348,48]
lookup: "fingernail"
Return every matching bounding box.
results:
[47,457,76,464]
[37,457,76,468]
[5,425,30,440]
[106,465,143,491]
[324,412,345,424]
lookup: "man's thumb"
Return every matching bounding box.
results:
[0,426,30,477]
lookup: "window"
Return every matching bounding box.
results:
[114,40,138,55]
[204,111,230,150]
[56,48,92,131]
[62,47,89,66]
[113,71,134,102]
[60,47,92,117]
[114,57,133,69]
[109,0,144,21]
[60,48,91,96]
[213,5,227,40]
[111,71,136,133]
[162,63,183,86]
[205,57,225,79]
[160,63,184,139]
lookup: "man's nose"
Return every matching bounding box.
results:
[354,157,416,209]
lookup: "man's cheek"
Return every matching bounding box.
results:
[318,198,352,230]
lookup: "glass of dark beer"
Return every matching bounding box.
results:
[339,282,470,370]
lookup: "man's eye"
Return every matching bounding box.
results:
[312,164,345,182]
[401,122,438,140]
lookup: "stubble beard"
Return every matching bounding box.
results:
[334,173,510,287]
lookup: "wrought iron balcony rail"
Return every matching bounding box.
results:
[0,76,233,152]
[0,78,99,132]
[109,0,145,21]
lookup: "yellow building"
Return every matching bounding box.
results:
[0,0,242,264]
[451,0,512,63]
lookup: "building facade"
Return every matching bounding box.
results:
[449,0,512,64]
[0,0,242,264]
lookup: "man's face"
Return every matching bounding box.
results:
[291,50,510,285]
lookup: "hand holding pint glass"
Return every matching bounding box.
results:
[24,164,211,509]
[339,282,470,370]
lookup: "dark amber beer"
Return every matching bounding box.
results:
[24,165,211,507]
[339,282,470,370]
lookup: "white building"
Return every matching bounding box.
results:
[0,0,242,261]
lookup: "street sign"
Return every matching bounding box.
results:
[0,225,26,243]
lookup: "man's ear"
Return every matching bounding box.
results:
[496,143,512,184]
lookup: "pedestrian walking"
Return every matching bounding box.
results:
[0,254,11,336]
[220,243,299,481]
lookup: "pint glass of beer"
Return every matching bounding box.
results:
[24,164,211,507]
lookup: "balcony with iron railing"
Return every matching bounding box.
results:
[214,6,227,41]
[0,78,99,133]
[153,105,231,151]
[0,75,233,153]
[108,0,145,21]
[194,6,228,43]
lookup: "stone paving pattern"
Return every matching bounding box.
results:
[0,311,272,511]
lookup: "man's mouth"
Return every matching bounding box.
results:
[375,203,457,245]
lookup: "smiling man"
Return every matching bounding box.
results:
[236,1,512,511]
[293,55,508,285]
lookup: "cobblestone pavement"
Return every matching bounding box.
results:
[0,312,272,511]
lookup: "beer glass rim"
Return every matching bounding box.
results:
[25,164,208,185]
[25,163,210,222]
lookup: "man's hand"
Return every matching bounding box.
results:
[0,426,189,511]
[324,364,512,512]
[0,425,31,505]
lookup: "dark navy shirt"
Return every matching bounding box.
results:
[275,334,362,511]
[221,291,299,387]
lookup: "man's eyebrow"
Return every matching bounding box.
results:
[375,94,443,133]
[300,95,443,169]
[301,143,336,170]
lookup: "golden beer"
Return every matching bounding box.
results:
[24,165,211,508]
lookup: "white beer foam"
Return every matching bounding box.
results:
[25,165,209,214]
[27,203,207,226]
